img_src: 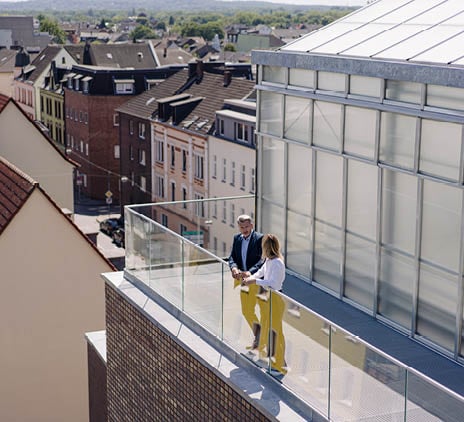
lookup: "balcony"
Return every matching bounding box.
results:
[121,196,464,421]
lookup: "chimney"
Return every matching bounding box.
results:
[137,52,143,62]
[196,60,204,81]
[163,47,167,58]
[223,70,231,87]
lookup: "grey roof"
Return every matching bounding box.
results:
[281,0,464,66]
[0,49,17,72]
[88,43,157,69]
[27,45,62,83]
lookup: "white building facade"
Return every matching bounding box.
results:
[253,0,464,363]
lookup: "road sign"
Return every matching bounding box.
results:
[106,197,113,205]
[105,190,113,198]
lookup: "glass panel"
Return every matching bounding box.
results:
[347,159,378,239]
[287,210,311,277]
[344,106,377,160]
[313,101,342,151]
[289,68,315,89]
[421,180,462,271]
[124,208,137,271]
[378,249,414,329]
[385,80,422,104]
[344,235,376,311]
[276,296,330,418]
[349,75,382,98]
[183,243,224,337]
[330,328,406,421]
[288,143,312,215]
[314,221,342,293]
[407,371,464,421]
[427,84,464,111]
[126,212,151,284]
[261,137,285,205]
[260,201,285,253]
[317,71,346,93]
[379,112,417,169]
[417,263,457,351]
[262,65,286,84]
[315,151,343,227]
[381,169,417,254]
[419,119,461,181]
[259,91,282,136]
[284,95,310,143]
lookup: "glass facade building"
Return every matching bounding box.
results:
[252,0,464,363]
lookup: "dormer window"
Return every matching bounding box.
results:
[115,79,135,94]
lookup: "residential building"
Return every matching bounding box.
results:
[252,0,464,374]
[0,16,52,51]
[0,49,18,97]
[209,98,256,257]
[14,45,77,121]
[65,64,183,202]
[0,156,114,422]
[0,95,75,213]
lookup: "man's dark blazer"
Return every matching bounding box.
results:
[228,230,264,275]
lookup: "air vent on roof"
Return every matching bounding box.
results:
[106,53,113,59]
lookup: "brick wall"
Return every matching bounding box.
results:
[106,285,270,421]
[87,342,108,422]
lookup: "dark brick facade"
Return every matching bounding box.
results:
[106,285,270,421]
[87,342,108,422]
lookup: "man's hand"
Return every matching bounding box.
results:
[231,268,241,279]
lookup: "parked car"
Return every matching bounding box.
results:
[100,216,123,235]
[112,228,125,248]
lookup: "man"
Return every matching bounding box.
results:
[229,214,264,350]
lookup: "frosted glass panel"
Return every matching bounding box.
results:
[317,71,345,93]
[419,119,461,181]
[260,91,282,136]
[314,221,341,293]
[347,160,377,239]
[385,80,422,104]
[315,151,343,227]
[381,169,417,253]
[344,234,375,311]
[287,210,311,277]
[284,95,310,143]
[288,144,311,215]
[260,200,285,253]
[344,106,377,160]
[379,112,416,169]
[349,75,382,98]
[417,263,457,351]
[289,68,315,89]
[427,84,464,111]
[421,180,462,271]
[261,137,285,205]
[378,249,414,329]
[262,65,286,84]
[313,101,342,151]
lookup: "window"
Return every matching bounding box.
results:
[194,154,204,180]
[222,158,227,182]
[230,203,235,227]
[182,187,187,208]
[114,145,120,159]
[170,145,175,168]
[113,114,119,126]
[140,176,146,192]
[240,165,246,190]
[250,168,255,193]
[138,123,146,139]
[85,143,89,156]
[80,140,84,153]
[171,181,176,201]
[115,82,134,94]
[212,155,217,178]
[194,193,205,218]
[235,122,248,141]
[219,118,225,135]
[83,173,87,187]
[129,120,134,135]
[139,149,146,166]
[156,175,164,198]
[222,200,227,222]
[156,140,164,163]
[213,197,217,218]
[180,224,187,235]
[84,113,88,124]
[129,145,134,160]
[161,214,168,227]
[230,161,235,186]
[182,150,187,172]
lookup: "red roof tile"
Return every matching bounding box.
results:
[0,157,36,235]
[0,94,9,112]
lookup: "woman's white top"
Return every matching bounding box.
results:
[254,257,285,291]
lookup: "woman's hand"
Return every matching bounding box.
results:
[243,277,256,286]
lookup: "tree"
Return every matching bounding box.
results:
[38,16,66,44]
[224,43,236,52]
[130,24,155,40]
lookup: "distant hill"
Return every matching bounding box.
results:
[0,0,335,12]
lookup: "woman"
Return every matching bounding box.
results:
[243,234,287,376]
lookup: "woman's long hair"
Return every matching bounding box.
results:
[262,234,283,260]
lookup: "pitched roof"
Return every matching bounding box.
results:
[26,45,62,83]
[0,49,17,72]
[116,69,189,119]
[280,0,464,66]
[89,43,157,69]
[0,93,8,112]
[0,156,36,235]
[64,45,85,64]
